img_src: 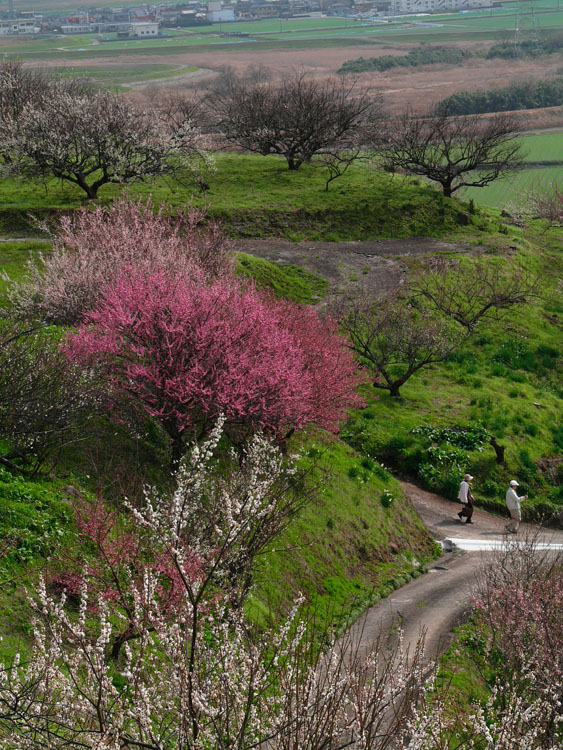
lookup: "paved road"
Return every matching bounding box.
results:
[347,481,563,661]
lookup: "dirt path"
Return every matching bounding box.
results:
[347,481,563,660]
[236,237,480,301]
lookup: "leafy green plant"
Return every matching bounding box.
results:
[381,489,394,508]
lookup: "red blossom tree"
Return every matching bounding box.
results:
[65,271,363,465]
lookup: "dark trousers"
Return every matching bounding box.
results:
[459,500,473,521]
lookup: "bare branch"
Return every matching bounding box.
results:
[374,106,525,197]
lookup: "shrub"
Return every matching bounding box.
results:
[0,321,100,468]
[381,489,394,507]
[482,479,502,498]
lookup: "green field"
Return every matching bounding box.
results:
[521,130,563,163]
[462,166,562,207]
[2,0,562,61]
[462,130,563,208]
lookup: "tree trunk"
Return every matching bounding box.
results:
[442,183,453,198]
[170,435,185,473]
[110,626,137,660]
[76,175,98,200]
[490,436,506,465]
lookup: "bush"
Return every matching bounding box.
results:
[482,479,502,498]
[437,77,563,115]
[381,489,394,507]
[0,321,100,468]
[493,337,537,372]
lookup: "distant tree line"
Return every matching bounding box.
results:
[437,77,563,115]
[338,46,473,74]
[487,30,563,59]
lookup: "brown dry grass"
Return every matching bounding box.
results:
[16,39,563,128]
[127,45,562,122]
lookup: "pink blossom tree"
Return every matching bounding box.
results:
[65,271,363,465]
[10,197,233,326]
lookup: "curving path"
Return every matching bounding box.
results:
[347,481,563,660]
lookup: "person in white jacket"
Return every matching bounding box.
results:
[457,473,475,524]
[505,479,528,534]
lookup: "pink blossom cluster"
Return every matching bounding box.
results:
[65,269,363,461]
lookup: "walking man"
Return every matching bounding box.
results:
[457,473,475,524]
[505,479,528,534]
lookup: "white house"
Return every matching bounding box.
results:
[128,21,160,35]
[207,2,235,22]
[0,18,39,34]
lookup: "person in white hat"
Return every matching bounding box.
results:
[457,473,475,524]
[505,480,528,534]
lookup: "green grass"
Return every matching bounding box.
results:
[51,63,198,88]
[0,240,51,304]
[248,437,437,630]
[236,252,329,304]
[461,166,563,209]
[520,131,563,165]
[0,154,489,240]
[0,463,77,660]
[460,130,563,209]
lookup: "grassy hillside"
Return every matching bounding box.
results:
[0,161,560,664]
[0,154,492,240]
[343,227,562,520]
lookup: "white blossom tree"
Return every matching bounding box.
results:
[1,427,561,748]
[3,88,209,199]
[0,423,431,749]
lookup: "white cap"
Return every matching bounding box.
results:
[509,480,519,487]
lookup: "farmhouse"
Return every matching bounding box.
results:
[127,20,160,35]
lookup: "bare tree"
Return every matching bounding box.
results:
[3,88,206,200]
[409,257,540,334]
[375,106,525,197]
[339,292,459,398]
[210,71,379,170]
[314,139,364,191]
